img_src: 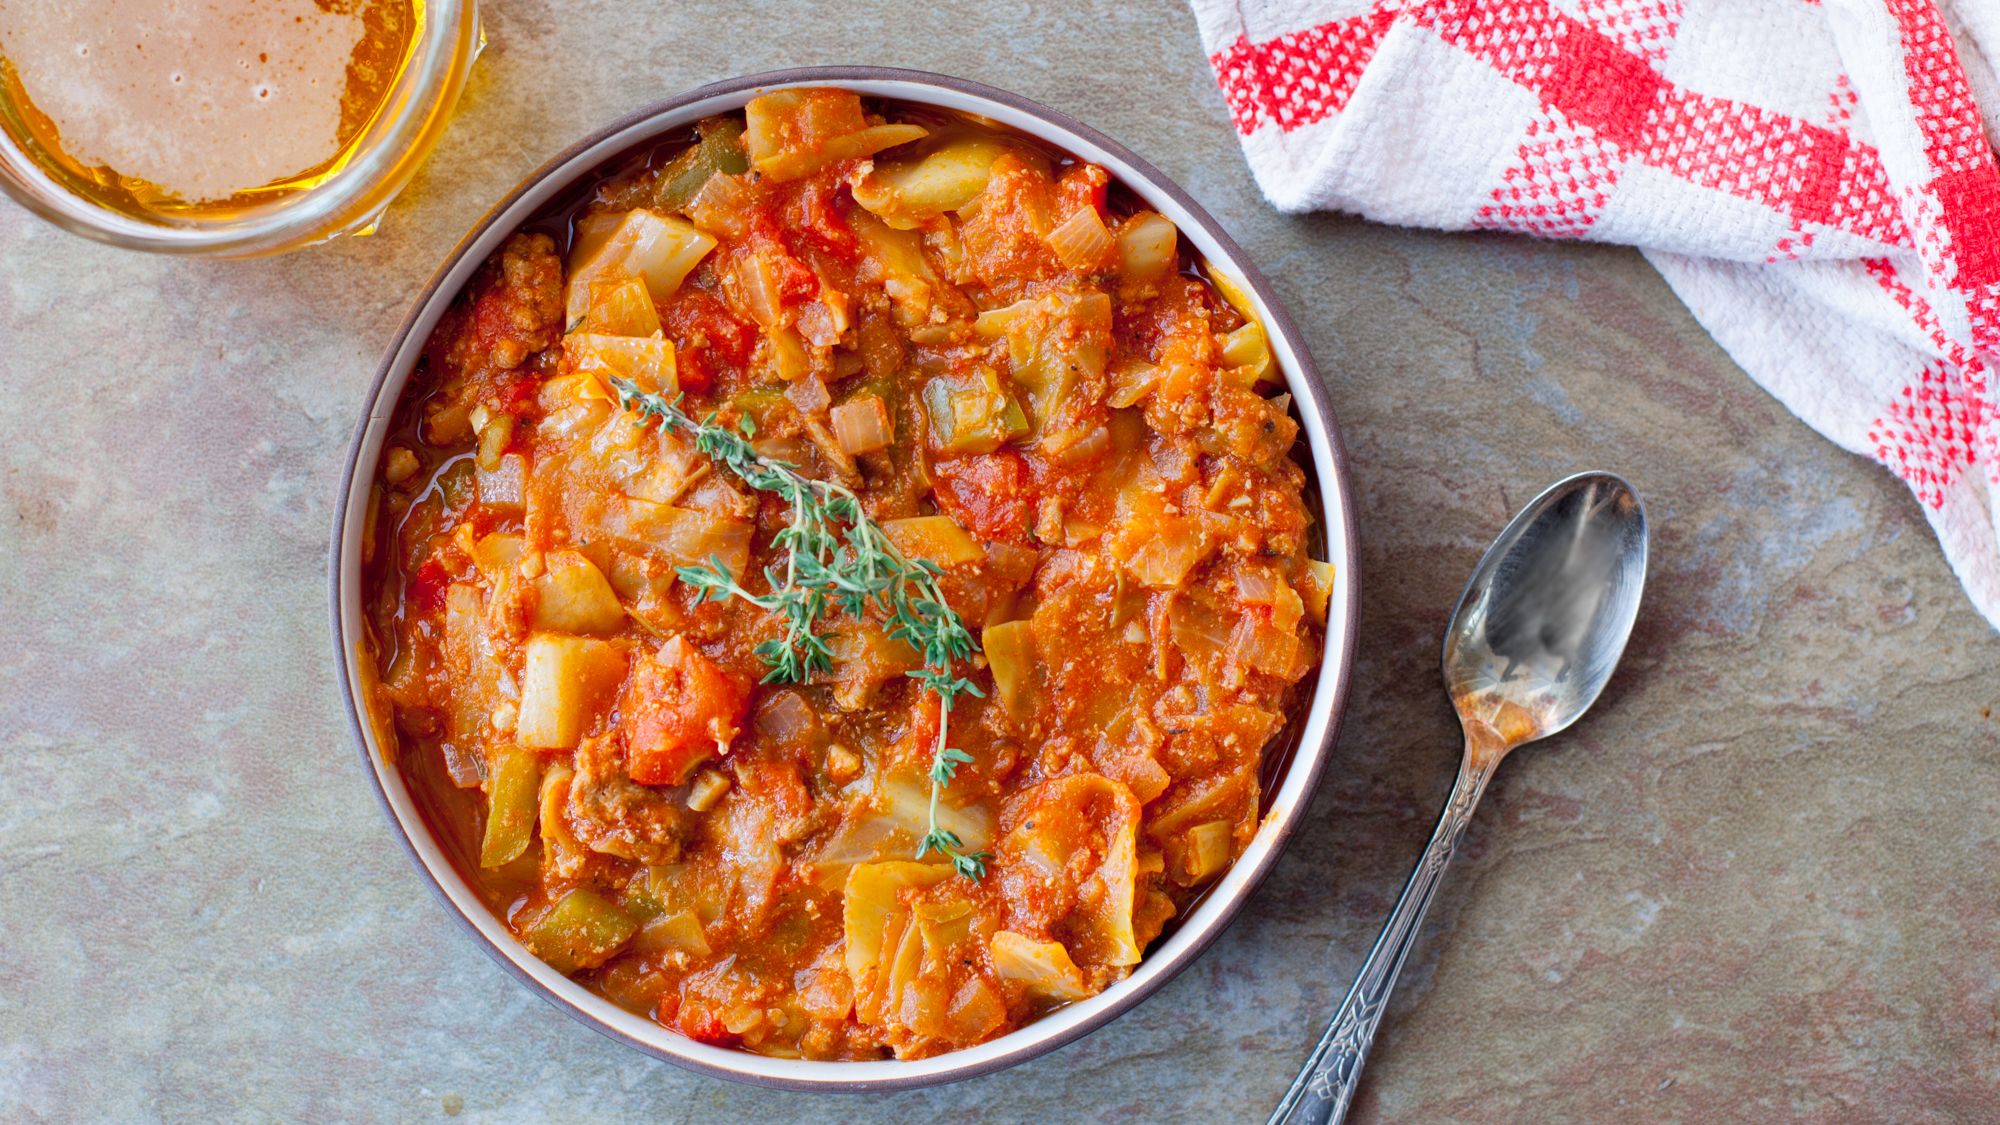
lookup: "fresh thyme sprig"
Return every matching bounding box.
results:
[611,376,991,879]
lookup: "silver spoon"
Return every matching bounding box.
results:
[1271,471,1649,1124]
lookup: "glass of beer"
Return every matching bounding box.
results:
[0,0,481,256]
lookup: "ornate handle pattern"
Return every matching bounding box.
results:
[1268,746,1500,1125]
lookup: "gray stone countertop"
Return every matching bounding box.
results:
[5,2,1999,1121]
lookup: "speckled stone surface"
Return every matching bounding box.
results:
[5,3,2000,1122]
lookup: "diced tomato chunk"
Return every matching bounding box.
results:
[931,451,1035,544]
[408,558,450,613]
[658,286,755,393]
[747,227,821,305]
[498,371,542,415]
[1055,163,1109,220]
[788,178,859,261]
[623,635,751,786]
[675,1004,741,1047]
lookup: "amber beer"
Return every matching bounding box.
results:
[0,0,419,216]
[0,0,477,253]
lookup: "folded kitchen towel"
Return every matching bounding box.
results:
[1191,0,2000,628]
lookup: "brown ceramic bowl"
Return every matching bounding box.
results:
[331,66,1358,1090]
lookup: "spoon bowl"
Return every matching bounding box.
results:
[1445,472,1648,753]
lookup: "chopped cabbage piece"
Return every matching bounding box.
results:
[883,515,984,566]
[981,619,1036,719]
[991,931,1091,1001]
[566,209,716,325]
[851,138,1009,229]
[744,88,927,182]
[585,274,663,338]
[1173,820,1234,885]
[843,861,951,982]
[565,333,678,396]
[538,761,588,879]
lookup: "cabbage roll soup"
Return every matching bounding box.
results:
[361,87,1330,1060]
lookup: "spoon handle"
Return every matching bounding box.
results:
[1268,749,1499,1125]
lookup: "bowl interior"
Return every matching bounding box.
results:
[332,67,1357,1090]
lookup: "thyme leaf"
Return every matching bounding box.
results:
[611,377,988,879]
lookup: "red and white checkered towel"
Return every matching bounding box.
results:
[1193,0,2000,628]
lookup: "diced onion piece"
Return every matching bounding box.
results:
[585,275,663,338]
[945,975,1008,1041]
[1301,560,1336,625]
[981,619,1036,719]
[567,333,678,396]
[786,375,831,415]
[1168,593,1234,667]
[475,452,527,511]
[1046,205,1112,270]
[686,769,732,813]
[517,634,627,749]
[530,550,625,635]
[985,541,1040,585]
[1115,211,1178,283]
[762,326,810,382]
[1235,567,1306,633]
[474,412,516,472]
[479,747,543,869]
[522,889,637,975]
[883,515,984,565]
[1236,567,1281,605]
[831,394,892,455]
[722,243,789,328]
[566,209,716,325]
[754,690,820,749]
[685,172,757,239]
[991,931,1091,1002]
[851,138,1009,228]
[538,762,588,879]
[471,533,525,575]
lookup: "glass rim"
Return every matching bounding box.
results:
[0,0,480,257]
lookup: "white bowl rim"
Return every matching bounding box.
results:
[329,65,1359,1092]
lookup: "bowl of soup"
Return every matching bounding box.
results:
[331,66,1358,1089]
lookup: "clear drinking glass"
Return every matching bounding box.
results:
[0,0,481,257]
